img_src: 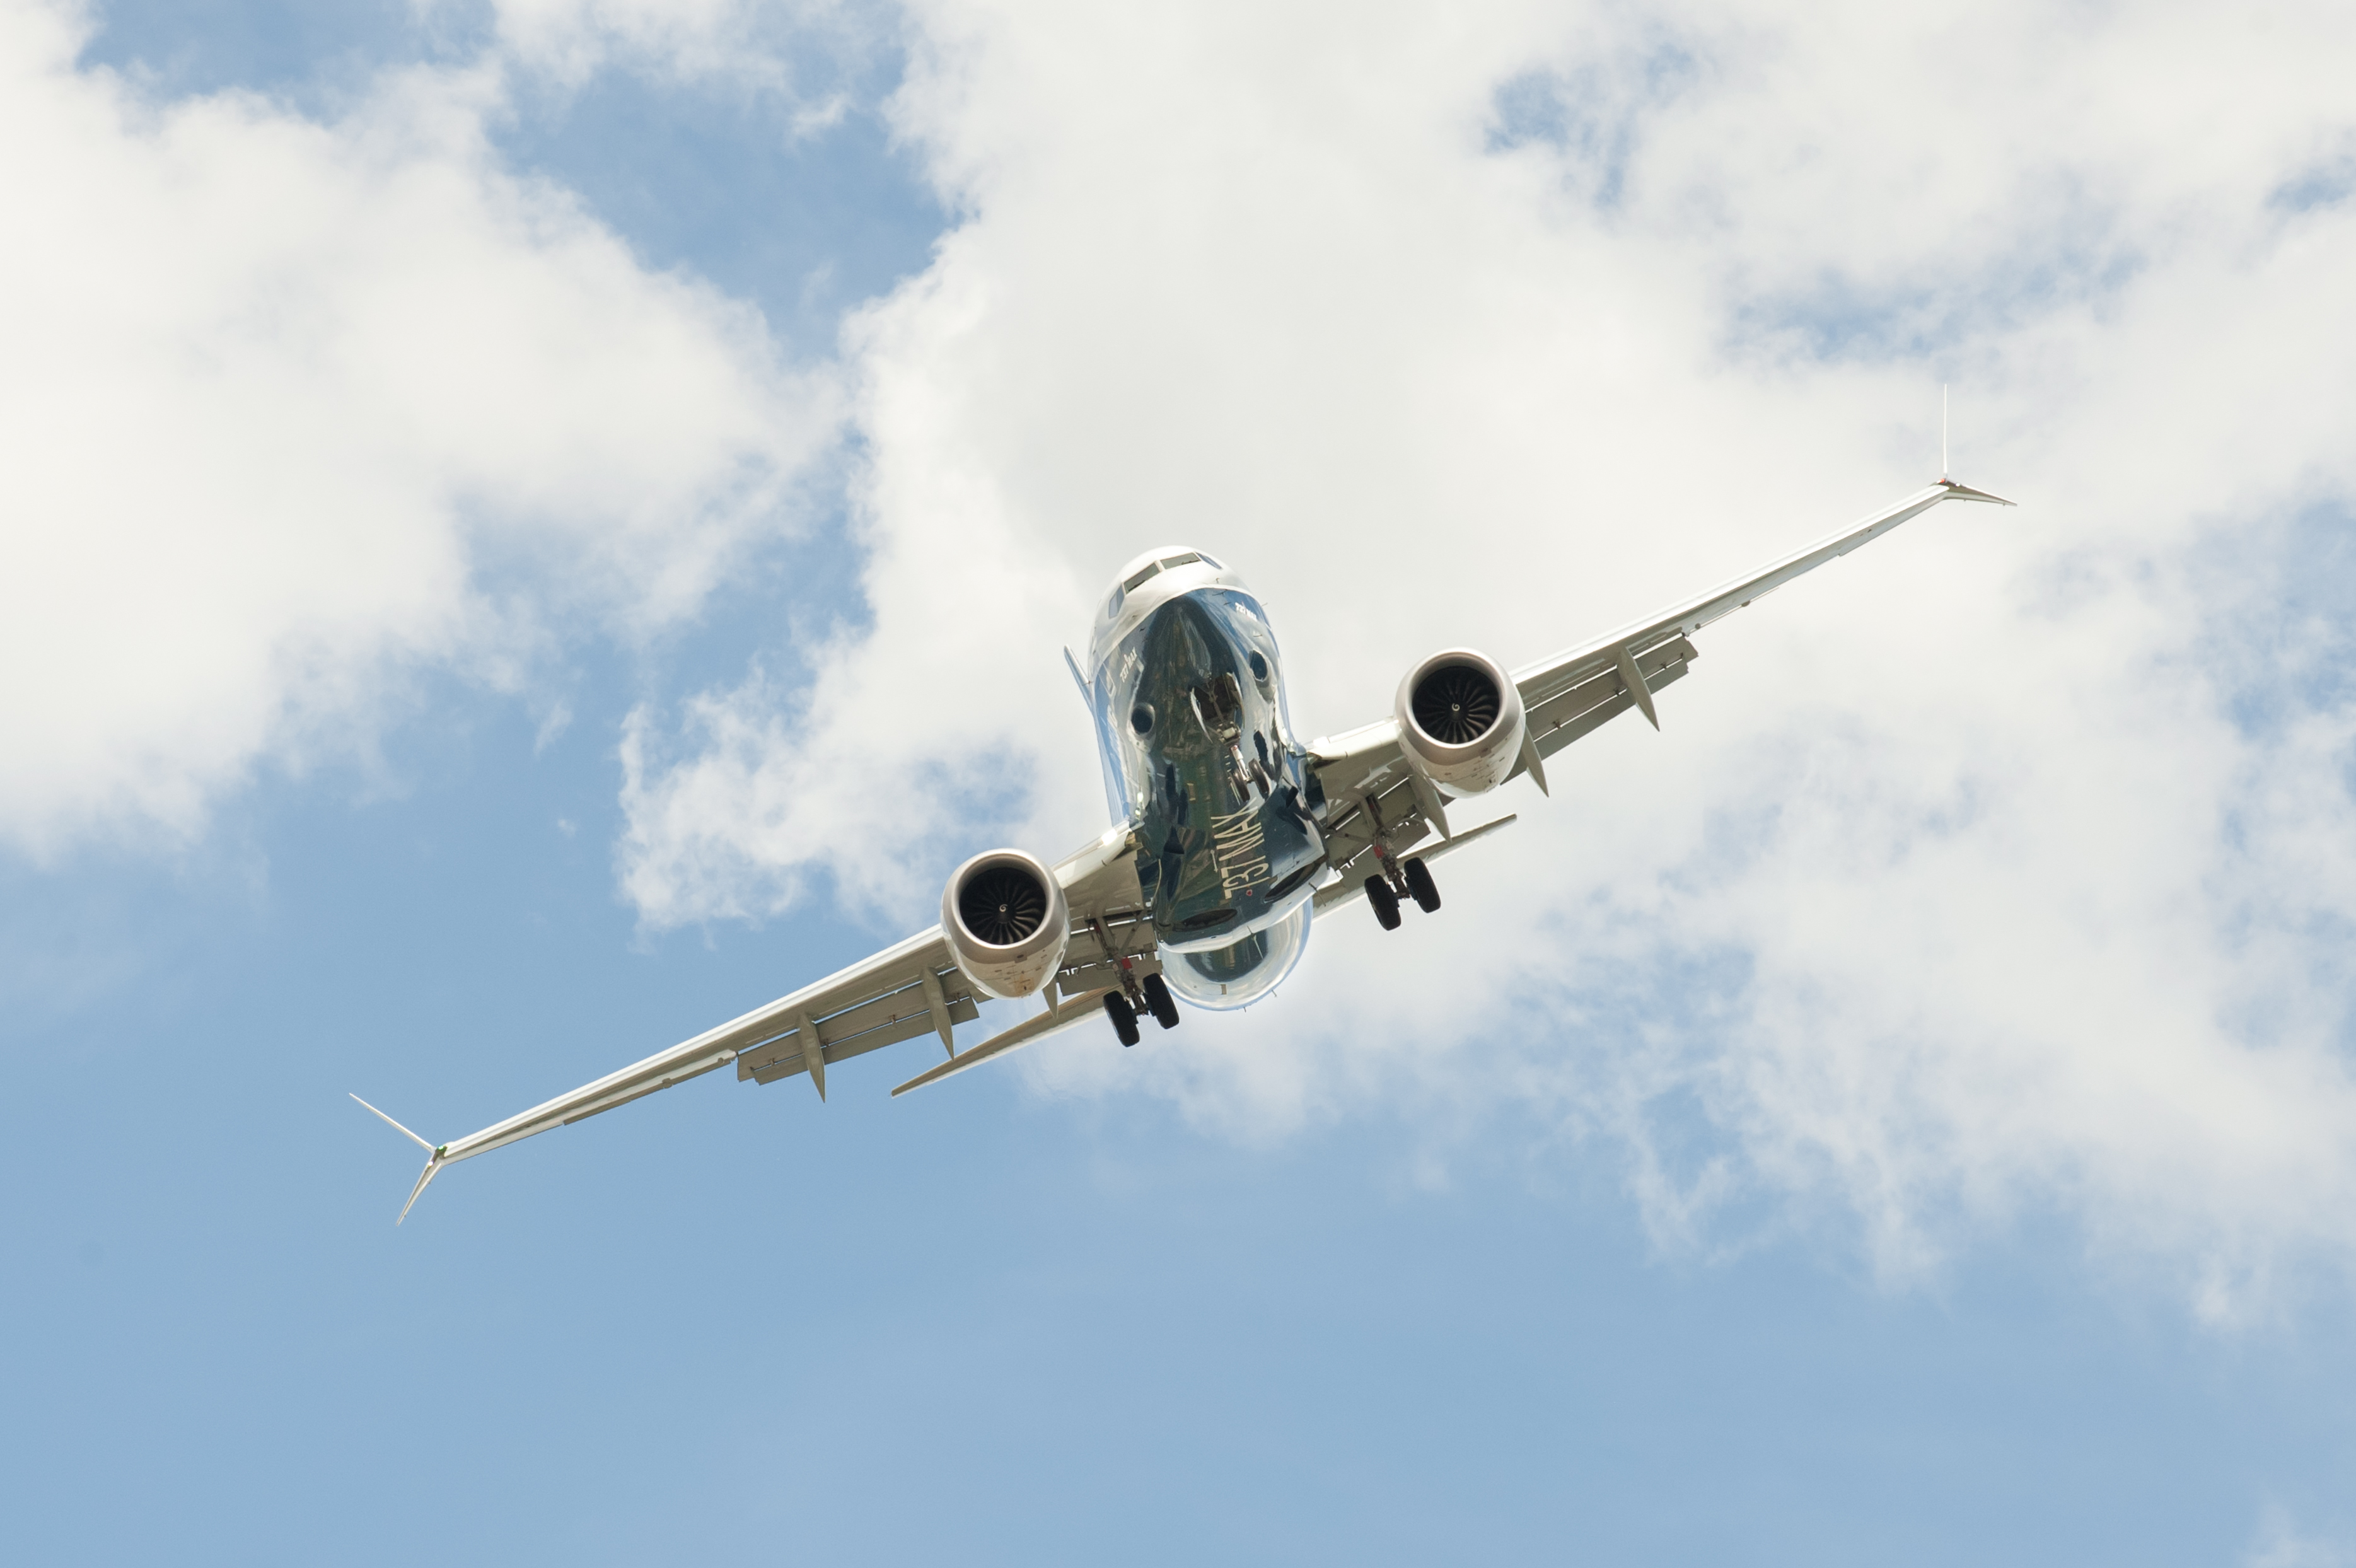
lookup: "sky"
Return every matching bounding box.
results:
[4,0,2356,1561]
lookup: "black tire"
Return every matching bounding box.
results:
[1103,990,1142,1047]
[1141,972,1180,1030]
[1365,875,1402,931]
[1403,856,1441,914]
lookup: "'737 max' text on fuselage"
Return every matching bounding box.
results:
[352,476,2014,1221]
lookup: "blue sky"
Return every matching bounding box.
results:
[7,1,2356,1562]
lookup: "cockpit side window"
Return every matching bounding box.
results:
[1122,560,1163,592]
[1195,552,1222,569]
[1103,584,1125,619]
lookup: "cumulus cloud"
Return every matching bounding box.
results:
[613,0,2356,1312]
[0,0,837,851]
[445,0,879,90]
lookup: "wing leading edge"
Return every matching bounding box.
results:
[1304,477,2014,893]
[354,826,1151,1221]
[1510,478,2014,721]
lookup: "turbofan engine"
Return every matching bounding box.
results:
[942,849,1070,999]
[1395,647,1526,796]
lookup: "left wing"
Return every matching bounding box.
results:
[354,826,1150,1221]
[1306,478,2014,887]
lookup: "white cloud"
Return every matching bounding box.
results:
[2246,1507,2355,1568]
[615,0,2356,1313]
[0,1,838,851]
[443,0,879,90]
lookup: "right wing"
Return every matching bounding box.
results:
[356,825,1154,1219]
[1305,478,2014,890]
[1507,479,2013,760]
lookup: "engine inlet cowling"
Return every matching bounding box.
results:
[943,849,1070,999]
[1395,648,1526,796]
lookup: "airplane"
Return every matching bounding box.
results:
[355,473,2014,1220]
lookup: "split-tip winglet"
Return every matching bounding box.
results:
[1937,478,2016,507]
[351,1093,448,1225]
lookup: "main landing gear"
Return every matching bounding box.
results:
[1103,992,1141,1046]
[1403,857,1440,913]
[1105,973,1183,1047]
[1141,972,1180,1030]
[1364,856,1441,932]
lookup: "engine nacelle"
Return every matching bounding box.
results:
[942,848,1070,1000]
[1395,647,1526,796]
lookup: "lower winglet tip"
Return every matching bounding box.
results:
[396,1153,444,1225]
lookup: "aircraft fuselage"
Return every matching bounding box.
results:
[1081,550,1326,976]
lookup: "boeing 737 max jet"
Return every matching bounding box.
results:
[356,475,2013,1219]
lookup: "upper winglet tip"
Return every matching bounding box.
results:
[1937,477,2017,508]
[351,1092,438,1154]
